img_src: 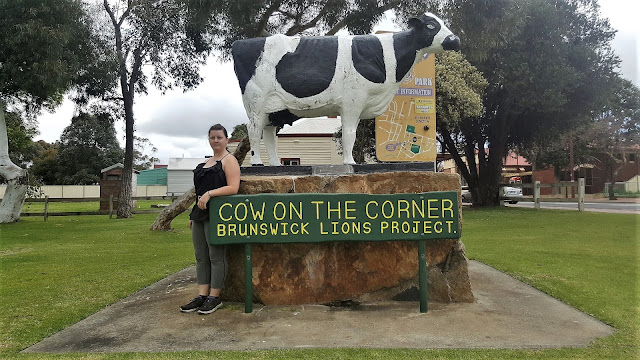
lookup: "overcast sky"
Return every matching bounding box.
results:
[35,0,640,164]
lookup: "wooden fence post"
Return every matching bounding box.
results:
[578,178,585,212]
[109,195,114,219]
[534,181,540,210]
[44,195,49,221]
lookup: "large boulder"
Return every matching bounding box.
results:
[222,171,473,304]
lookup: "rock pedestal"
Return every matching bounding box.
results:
[223,171,473,305]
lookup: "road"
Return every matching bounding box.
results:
[506,200,639,214]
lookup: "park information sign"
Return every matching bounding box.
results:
[209,192,459,245]
[375,53,437,162]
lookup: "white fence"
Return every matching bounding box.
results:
[0,185,168,200]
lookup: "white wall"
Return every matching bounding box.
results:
[0,185,168,199]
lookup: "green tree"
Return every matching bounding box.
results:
[332,118,377,164]
[0,0,109,222]
[133,136,160,171]
[434,51,487,189]
[583,77,640,199]
[230,123,248,140]
[99,0,218,218]
[196,0,419,58]
[56,112,124,185]
[29,141,60,185]
[4,111,39,169]
[436,0,619,205]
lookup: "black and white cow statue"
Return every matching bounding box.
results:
[232,12,459,166]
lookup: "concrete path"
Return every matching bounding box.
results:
[23,261,613,353]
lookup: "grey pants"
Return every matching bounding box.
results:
[191,220,227,289]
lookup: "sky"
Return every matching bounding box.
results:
[34,0,640,165]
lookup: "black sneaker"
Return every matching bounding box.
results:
[180,296,206,313]
[197,297,222,314]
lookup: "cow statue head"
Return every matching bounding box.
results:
[408,13,460,53]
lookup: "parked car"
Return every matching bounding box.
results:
[461,186,523,204]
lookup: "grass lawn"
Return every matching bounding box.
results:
[0,208,637,359]
[20,199,172,214]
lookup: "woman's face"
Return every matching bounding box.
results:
[209,130,228,153]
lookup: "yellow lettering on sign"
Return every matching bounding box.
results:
[381,200,394,219]
[217,224,225,236]
[219,203,232,221]
[381,221,389,232]
[363,222,371,234]
[423,221,432,234]
[391,221,399,233]
[238,224,247,236]
[398,200,410,218]
[328,202,341,219]
[273,202,286,221]
[412,200,425,218]
[428,199,439,218]
[250,202,265,220]
[260,223,268,235]
[235,202,248,221]
[301,222,309,234]
[434,221,442,233]
[320,222,328,235]
[366,201,378,219]
[312,201,324,219]
[345,200,356,220]
[441,199,454,218]
[290,202,303,220]
[446,220,454,233]
[228,224,237,236]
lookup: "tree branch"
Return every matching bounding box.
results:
[325,0,401,36]
[439,126,473,187]
[255,1,283,37]
[285,5,328,36]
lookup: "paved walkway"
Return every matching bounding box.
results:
[24,261,613,353]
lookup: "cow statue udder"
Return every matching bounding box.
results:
[232,12,459,166]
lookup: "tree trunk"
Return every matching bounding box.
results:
[608,155,620,200]
[116,96,135,218]
[150,137,250,231]
[149,187,196,230]
[0,99,28,223]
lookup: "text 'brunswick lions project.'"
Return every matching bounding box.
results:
[209,192,460,245]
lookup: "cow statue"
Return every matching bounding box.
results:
[232,12,459,166]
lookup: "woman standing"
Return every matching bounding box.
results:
[180,124,240,314]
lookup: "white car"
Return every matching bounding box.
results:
[461,186,523,204]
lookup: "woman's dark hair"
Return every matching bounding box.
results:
[209,124,228,138]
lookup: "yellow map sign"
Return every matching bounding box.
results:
[376,53,437,162]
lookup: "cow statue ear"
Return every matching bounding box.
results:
[408,17,423,29]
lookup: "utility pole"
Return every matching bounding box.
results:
[569,131,575,198]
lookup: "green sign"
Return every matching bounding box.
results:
[209,192,460,245]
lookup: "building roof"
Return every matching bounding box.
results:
[503,152,531,167]
[168,157,206,170]
[278,117,342,137]
[101,163,140,174]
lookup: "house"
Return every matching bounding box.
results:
[228,116,343,166]
[166,158,205,195]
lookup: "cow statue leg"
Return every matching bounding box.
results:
[263,125,281,166]
[248,113,268,166]
[340,114,360,165]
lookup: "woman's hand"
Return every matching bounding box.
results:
[197,191,211,210]
[188,220,193,230]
